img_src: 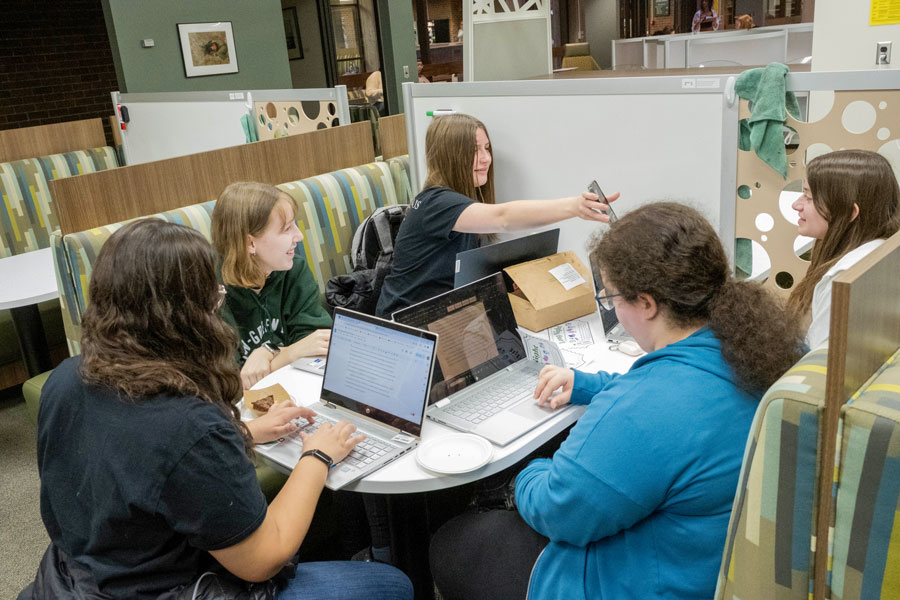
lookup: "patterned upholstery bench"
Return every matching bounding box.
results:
[716,346,827,599]
[828,349,900,600]
[24,156,410,499]
[25,156,412,419]
[0,146,119,388]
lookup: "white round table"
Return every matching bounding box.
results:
[0,248,59,376]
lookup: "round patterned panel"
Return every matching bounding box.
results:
[255,101,339,142]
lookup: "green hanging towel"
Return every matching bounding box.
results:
[240,113,259,143]
[735,62,800,178]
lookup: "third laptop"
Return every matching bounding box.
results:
[391,272,567,446]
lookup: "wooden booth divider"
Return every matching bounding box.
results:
[50,121,375,235]
[0,118,108,163]
[379,114,408,160]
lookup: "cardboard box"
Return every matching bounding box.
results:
[504,250,596,331]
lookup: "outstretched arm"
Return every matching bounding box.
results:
[453,191,620,234]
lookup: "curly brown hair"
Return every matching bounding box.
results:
[80,219,251,453]
[591,202,804,395]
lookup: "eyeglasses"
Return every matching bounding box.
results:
[216,284,227,310]
[595,292,623,311]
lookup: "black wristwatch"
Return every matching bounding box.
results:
[262,341,280,358]
[300,448,334,469]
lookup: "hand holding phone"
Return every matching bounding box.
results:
[587,180,617,222]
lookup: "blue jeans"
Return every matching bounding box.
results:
[277,561,412,600]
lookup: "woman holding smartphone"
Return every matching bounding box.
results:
[375,113,619,318]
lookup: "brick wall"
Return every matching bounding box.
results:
[0,0,119,144]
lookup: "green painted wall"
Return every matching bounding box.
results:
[103,0,292,93]
[377,1,417,114]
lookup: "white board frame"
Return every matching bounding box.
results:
[111,87,351,165]
[402,76,741,267]
[463,0,552,82]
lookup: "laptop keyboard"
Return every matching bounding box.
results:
[293,414,394,469]
[442,373,538,424]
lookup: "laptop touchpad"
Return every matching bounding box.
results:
[510,400,557,421]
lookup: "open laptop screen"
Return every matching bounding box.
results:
[322,308,437,436]
[392,273,526,403]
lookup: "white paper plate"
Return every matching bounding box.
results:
[416,433,493,474]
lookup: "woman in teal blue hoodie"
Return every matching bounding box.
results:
[430,203,804,599]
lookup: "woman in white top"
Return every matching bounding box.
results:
[691,0,720,32]
[789,150,900,348]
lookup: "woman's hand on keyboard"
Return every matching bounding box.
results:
[534,365,574,409]
[247,403,317,444]
[299,420,365,463]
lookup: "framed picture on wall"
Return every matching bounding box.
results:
[177,21,238,77]
[654,0,671,17]
[283,8,303,60]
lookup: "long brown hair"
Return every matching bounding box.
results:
[80,219,250,452]
[212,181,298,288]
[422,113,495,206]
[592,202,804,395]
[787,150,900,317]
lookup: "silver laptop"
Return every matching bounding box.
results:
[392,273,568,446]
[258,307,437,490]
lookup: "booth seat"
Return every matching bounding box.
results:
[828,349,900,600]
[24,156,412,423]
[716,346,827,599]
[0,146,119,388]
[24,156,410,499]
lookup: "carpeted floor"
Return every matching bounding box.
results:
[0,388,48,599]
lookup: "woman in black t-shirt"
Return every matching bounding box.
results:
[376,113,620,317]
[23,219,412,600]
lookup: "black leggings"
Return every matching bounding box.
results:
[429,510,548,600]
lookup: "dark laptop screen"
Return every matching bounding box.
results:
[453,228,560,288]
[392,273,526,403]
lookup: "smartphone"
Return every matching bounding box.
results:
[291,356,327,375]
[588,180,617,222]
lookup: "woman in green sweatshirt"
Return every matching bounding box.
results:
[212,182,332,390]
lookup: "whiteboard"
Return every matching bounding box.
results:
[403,77,740,268]
[112,87,350,165]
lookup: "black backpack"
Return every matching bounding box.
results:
[326,204,409,315]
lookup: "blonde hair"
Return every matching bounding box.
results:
[787,150,900,317]
[422,113,495,206]
[212,182,298,288]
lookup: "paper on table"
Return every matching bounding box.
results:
[548,263,587,291]
[549,318,595,348]
[519,329,566,367]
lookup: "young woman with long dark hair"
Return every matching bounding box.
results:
[788,149,900,349]
[22,219,412,600]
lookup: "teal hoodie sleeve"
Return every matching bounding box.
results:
[281,256,333,344]
[569,369,619,405]
[515,372,676,545]
[515,454,652,546]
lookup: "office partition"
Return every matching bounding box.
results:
[403,76,741,268]
[111,87,350,165]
